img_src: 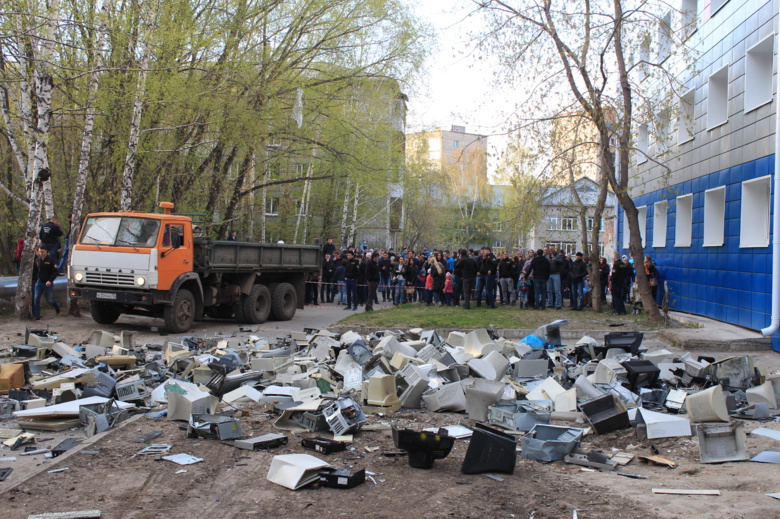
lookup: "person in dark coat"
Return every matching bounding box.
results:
[365,252,380,312]
[32,246,61,319]
[529,249,551,310]
[456,249,478,309]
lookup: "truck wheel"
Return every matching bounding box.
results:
[271,282,296,321]
[242,284,271,324]
[164,288,195,333]
[90,301,120,324]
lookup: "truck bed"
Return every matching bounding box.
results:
[193,239,320,273]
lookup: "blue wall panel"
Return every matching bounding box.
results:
[618,154,774,331]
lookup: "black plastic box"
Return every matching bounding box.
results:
[302,437,348,455]
[621,359,661,390]
[318,468,365,489]
[392,426,455,469]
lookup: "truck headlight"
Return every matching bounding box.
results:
[136,276,146,286]
[74,272,83,282]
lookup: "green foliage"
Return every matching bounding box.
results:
[0,0,430,269]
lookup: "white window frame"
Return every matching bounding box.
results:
[680,0,697,40]
[548,217,559,231]
[636,124,648,164]
[740,175,771,248]
[638,206,647,247]
[677,88,695,145]
[265,197,280,216]
[561,217,577,231]
[703,187,726,247]
[657,10,672,63]
[744,35,775,114]
[707,64,729,130]
[653,200,668,248]
[675,194,693,247]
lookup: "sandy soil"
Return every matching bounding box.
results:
[1,312,779,519]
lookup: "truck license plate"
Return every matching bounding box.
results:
[96,292,117,300]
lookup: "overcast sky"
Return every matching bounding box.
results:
[404,0,510,177]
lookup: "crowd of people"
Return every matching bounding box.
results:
[307,239,660,315]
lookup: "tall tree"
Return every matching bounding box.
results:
[474,0,693,320]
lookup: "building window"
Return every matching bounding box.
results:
[677,88,695,145]
[710,0,729,16]
[680,0,697,39]
[657,11,672,63]
[703,187,726,247]
[561,217,577,231]
[638,206,647,247]
[745,35,774,113]
[547,242,576,255]
[622,207,646,248]
[548,217,559,230]
[453,140,460,148]
[494,220,504,232]
[265,197,279,216]
[653,201,668,248]
[707,65,729,129]
[740,176,771,248]
[675,194,693,247]
[295,164,306,175]
[636,124,648,164]
[586,218,604,232]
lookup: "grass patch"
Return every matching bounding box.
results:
[338,303,666,331]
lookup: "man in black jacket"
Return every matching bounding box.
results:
[529,249,551,310]
[475,247,498,308]
[39,217,63,262]
[457,249,478,309]
[32,246,61,319]
[569,252,588,311]
[321,253,335,303]
[344,251,360,310]
[497,252,516,305]
[365,252,380,312]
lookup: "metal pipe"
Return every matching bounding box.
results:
[761,50,780,342]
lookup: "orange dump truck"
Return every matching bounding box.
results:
[68,202,320,332]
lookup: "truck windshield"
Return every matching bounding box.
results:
[80,216,160,248]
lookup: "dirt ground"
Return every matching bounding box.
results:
[1,312,780,519]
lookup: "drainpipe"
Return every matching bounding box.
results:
[760,50,780,351]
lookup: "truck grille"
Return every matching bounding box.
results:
[84,272,136,286]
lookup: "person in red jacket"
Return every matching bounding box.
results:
[13,238,24,272]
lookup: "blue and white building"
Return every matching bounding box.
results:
[619,0,778,344]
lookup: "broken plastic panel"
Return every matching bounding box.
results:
[696,421,748,464]
[621,359,661,391]
[522,424,584,462]
[578,394,629,434]
[461,423,517,474]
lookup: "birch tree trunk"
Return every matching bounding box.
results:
[68,0,110,316]
[340,179,351,248]
[15,0,60,319]
[348,182,359,247]
[260,166,267,242]
[120,5,154,211]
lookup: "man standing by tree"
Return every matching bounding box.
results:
[570,252,588,311]
[39,217,63,263]
[32,246,61,320]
